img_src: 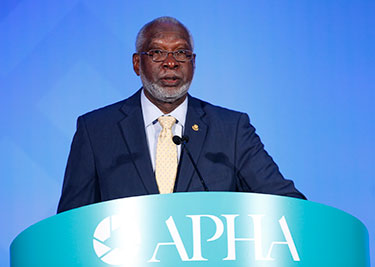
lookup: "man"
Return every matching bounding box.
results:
[57,17,305,213]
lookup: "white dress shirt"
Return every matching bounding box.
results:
[141,89,188,171]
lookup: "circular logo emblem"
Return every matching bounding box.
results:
[93,214,141,265]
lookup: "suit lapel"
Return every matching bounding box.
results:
[175,96,208,192]
[118,90,159,194]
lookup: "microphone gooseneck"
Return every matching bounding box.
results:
[173,135,208,191]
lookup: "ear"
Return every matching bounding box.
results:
[192,53,196,69]
[133,53,140,76]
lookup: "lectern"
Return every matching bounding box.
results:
[10,192,370,266]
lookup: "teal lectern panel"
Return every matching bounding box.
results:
[10,192,370,266]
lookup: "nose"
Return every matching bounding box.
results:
[162,52,179,69]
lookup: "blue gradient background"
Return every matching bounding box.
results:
[1,0,374,265]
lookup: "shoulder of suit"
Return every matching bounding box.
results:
[189,95,247,121]
[79,90,140,123]
[79,98,127,121]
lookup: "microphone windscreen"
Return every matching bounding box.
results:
[172,135,182,145]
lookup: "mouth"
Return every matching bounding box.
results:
[160,76,181,86]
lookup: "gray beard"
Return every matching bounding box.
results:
[140,70,190,103]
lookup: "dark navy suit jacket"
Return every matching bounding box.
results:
[57,90,305,213]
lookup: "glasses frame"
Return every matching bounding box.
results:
[140,49,194,63]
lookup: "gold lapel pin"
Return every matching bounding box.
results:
[192,124,199,131]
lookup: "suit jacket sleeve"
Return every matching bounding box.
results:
[235,113,306,199]
[57,116,101,213]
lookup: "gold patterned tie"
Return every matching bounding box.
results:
[155,116,177,194]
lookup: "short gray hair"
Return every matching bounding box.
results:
[135,16,194,52]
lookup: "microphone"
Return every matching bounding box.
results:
[173,135,209,191]
[172,135,189,145]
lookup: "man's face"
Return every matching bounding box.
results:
[133,22,195,103]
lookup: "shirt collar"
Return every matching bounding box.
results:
[141,88,188,127]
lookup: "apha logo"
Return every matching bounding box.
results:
[93,214,141,265]
[93,214,300,265]
[148,214,300,263]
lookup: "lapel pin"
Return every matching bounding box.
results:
[192,124,199,131]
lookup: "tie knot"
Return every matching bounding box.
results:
[158,116,176,129]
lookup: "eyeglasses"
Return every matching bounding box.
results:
[140,49,194,62]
